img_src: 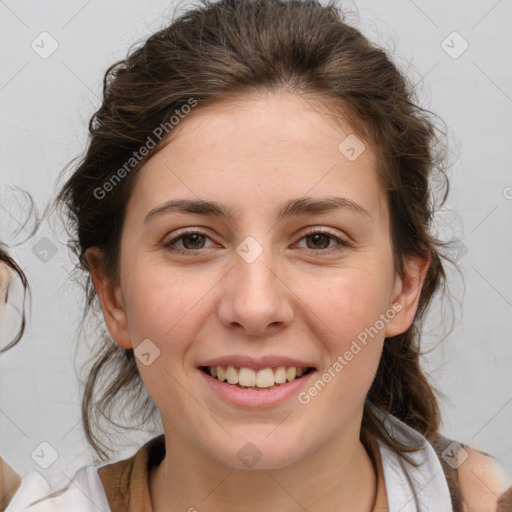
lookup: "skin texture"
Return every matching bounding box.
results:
[87,91,429,512]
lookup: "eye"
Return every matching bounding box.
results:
[296,227,351,253]
[163,227,351,256]
[163,229,215,255]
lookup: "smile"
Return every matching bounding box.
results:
[200,365,315,389]
[198,365,318,408]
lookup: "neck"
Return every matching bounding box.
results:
[149,424,377,512]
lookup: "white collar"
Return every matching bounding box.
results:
[369,402,453,511]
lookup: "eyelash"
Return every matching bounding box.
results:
[162,227,351,256]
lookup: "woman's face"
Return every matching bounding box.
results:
[90,91,426,469]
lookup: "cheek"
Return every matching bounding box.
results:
[305,267,394,339]
[296,265,393,396]
[121,260,217,352]
[121,269,203,401]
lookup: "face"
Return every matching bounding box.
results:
[89,91,427,470]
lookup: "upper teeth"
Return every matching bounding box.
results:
[209,366,309,387]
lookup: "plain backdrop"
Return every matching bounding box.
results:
[1,0,511,487]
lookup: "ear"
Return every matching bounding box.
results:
[85,247,133,349]
[384,253,430,338]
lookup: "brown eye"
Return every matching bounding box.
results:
[305,232,331,250]
[297,228,351,253]
[180,233,207,250]
[163,230,214,255]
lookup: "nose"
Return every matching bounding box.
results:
[217,241,294,337]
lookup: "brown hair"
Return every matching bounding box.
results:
[57,0,457,490]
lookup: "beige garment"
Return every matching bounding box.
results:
[0,458,22,511]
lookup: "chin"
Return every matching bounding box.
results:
[207,433,308,471]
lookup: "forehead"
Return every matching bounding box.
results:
[165,90,371,163]
[128,91,388,222]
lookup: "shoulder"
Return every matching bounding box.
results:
[457,445,512,512]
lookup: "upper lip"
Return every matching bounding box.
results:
[197,355,317,372]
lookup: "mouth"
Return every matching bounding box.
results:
[199,365,316,390]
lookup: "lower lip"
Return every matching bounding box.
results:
[198,368,317,408]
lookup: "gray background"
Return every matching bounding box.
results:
[1,0,511,488]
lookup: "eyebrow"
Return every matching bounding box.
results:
[144,196,372,223]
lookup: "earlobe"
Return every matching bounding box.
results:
[85,247,133,349]
[384,254,430,338]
